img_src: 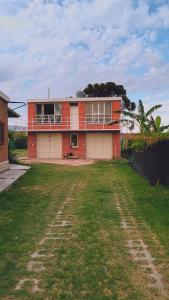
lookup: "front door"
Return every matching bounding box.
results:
[70,104,79,130]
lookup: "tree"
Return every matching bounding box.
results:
[83,82,136,111]
[110,99,166,133]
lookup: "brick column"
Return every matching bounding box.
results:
[113,133,121,159]
[28,132,36,159]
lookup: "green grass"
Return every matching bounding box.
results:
[0,161,168,299]
[114,160,169,252]
[14,148,28,159]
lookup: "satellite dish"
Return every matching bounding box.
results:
[76,90,84,98]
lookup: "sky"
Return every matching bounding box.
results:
[0,0,169,126]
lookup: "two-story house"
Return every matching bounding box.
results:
[28,97,121,160]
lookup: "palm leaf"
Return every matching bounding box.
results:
[154,116,161,128]
[145,104,162,117]
[121,110,140,122]
[108,118,134,129]
[159,125,169,132]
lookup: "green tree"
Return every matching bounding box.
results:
[83,82,136,111]
[110,99,165,133]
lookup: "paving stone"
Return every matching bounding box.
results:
[15,278,41,293]
[27,260,46,272]
[39,236,70,245]
[31,249,54,259]
[48,221,72,227]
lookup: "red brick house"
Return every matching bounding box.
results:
[28,97,121,160]
[0,91,19,173]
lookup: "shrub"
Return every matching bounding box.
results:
[8,131,16,163]
[14,132,27,149]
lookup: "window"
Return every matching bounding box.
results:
[0,121,4,145]
[70,133,78,148]
[37,104,43,115]
[86,103,92,123]
[54,103,62,123]
[105,102,111,123]
[86,102,112,124]
[36,103,62,124]
[44,104,54,115]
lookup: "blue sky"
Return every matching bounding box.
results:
[0,0,169,125]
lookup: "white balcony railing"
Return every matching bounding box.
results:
[36,114,61,124]
[28,114,120,131]
[86,114,112,124]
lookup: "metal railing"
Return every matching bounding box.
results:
[85,114,112,124]
[28,114,120,131]
[36,115,62,124]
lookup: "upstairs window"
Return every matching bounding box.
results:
[0,121,4,145]
[36,103,62,124]
[37,104,43,115]
[44,104,54,115]
[86,102,112,124]
[54,103,62,123]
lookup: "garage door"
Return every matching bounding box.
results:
[86,133,112,159]
[36,133,62,159]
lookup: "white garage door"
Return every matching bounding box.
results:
[36,133,62,159]
[86,133,112,159]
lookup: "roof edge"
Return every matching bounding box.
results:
[0,91,10,102]
[28,97,122,103]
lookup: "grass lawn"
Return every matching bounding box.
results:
[14,148,28,159]
[0,160,168,299]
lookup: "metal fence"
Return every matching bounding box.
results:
[127,140,169,186]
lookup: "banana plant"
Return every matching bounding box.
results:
[150,115,169,132]
[110,99,163,133]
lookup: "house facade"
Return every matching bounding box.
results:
[0,92,9,172]
[28,97,121,160]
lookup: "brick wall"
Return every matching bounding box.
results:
[62,132,86,159]
[28,132,36,159]
[28,132,120,160]
[0,98,8,163]
[113,132,121,159]
[28,103,36,127]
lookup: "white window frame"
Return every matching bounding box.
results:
[36,103,62,124]
[86,102,112,124]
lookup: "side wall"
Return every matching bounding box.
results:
[0,99,8,172]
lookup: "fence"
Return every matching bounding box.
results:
[127,140,169,186]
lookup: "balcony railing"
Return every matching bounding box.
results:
[28,114,120,131]
[86,114,112,124]
[36,114,61,124]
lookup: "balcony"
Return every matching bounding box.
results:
[28,114,120,131]
[35,114,62,124]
